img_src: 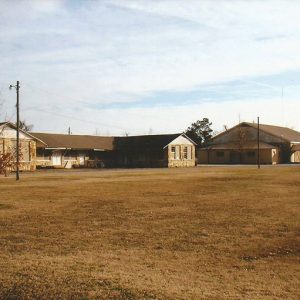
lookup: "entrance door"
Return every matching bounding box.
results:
[78,154,85,166]
[230,151,240,164]
[52,152,62,166]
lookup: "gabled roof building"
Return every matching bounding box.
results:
[30,132,197,169]
[198,122,300,164]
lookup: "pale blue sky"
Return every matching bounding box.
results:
[1,0,300,135]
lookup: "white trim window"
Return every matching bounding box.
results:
[183,146,188,159]
[171,145,180,160]
[171,146,176,159]
[187,146,192,160]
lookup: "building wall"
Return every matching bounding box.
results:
[0,138,36,171]
[115,150,167,168]
[167,143,196,167]
[36,149,114,168]
[291,151,300,163]
[198,149,208,164]
[198,148,278,165]
[36,148,53,167]
[1,127,33,140]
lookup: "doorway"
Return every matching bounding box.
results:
[230,151,240,164]
[52,152,62,166]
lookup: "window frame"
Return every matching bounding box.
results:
[216,151,225,158]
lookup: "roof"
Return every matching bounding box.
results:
[114,133,184,152]
[210,122,300,143]
[30,132,114,150]
[245,122,300,142]
[203,141,276,150]
[30,132,195,151]
[291,144,300,151]
[0,122,46,144]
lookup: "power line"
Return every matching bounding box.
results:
[23,82,96,107]
[20,82,152,130]
[22,106,133,132]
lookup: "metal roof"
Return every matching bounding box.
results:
[203,141,275,150]
[210,122,300,143]
[245,122,300,142]
[30,132,196,151]
[31,132,114,150]
[0,122,46,144]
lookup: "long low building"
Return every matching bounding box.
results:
[31,132,115,168]
[198,122,300,164]
[31,132,197,169]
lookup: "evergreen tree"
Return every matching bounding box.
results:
[185,118,213,146]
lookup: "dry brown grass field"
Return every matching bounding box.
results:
[0,166,299,299]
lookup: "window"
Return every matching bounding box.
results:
[187,146,192,160]
[216,151,224,158]
[171,145,180,159]
[21,141,30,161]
[175,146,180,159]
[171,146,176,159]
[183,146,188,159]
[247,151,255,157]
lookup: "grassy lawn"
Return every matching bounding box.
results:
[0,167,299,299]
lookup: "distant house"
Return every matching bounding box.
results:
[30,132,197,169]
[0,122,45,171]
[198,122,300,164]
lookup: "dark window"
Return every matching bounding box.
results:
[247,151,255,157]
[216,151,224,157]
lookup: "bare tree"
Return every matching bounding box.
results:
[0,120,24,177]
[237,126,247,163]
[0,152,15,177]
[0,143,23,177]
[18,120,34,132]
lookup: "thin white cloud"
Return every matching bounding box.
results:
[18,96,300,135]
[0,0,300,133]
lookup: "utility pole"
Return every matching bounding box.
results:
[9,81,20,181]
[281,87,284,127]
[68,127,71,135]
[257,116,260,169]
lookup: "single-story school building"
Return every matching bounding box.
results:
[198,122,300,164]
[30,131,197,169]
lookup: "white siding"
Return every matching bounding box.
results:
[168,135,194,146]
[0,126,32,140]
